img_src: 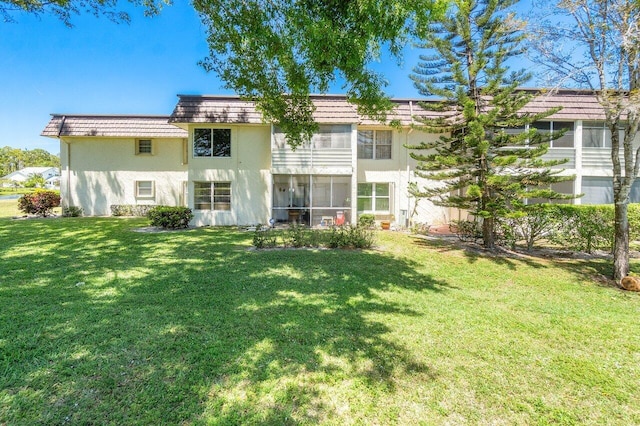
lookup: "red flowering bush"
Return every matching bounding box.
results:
[18,190,61,217]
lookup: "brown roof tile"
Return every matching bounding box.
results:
[41,115,187,138]
[44,90,614,139]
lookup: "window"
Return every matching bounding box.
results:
[194,182,231,210]
[136,181,154,198]
[357,183,390,212]
[582,121,618,148]
[358,130,392,159]
[194,128,231,157]
[136,139,152,155]
[312,125,351,149]
[532,122,574,148]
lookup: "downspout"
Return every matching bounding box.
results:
[57,116,71,208]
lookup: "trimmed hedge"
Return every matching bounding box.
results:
[110,204,154,217]
[147,206,194,229]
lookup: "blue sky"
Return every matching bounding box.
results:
[0,2,539,154]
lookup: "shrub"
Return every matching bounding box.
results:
[498,204,562,251]
[283,222,308,248]
[358,214,376,229]
[17,190,61,217]
[253,225,279,248]
[111,204,154,217]
[550,205,614,253]
[251,224,374,249]
[451,219,482,243]
[328,225,375,249]
[62,206,83,217]
[147,206,193,229]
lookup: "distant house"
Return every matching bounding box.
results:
[2,167,60,186]
[41,91,640,227]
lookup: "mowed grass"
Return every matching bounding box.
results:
[0,214,639,424]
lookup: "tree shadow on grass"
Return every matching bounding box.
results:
[410,235,548,271]
[0,218,449,424]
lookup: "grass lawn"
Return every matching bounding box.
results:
[0,214,639,424]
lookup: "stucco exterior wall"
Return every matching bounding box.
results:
[356,128,448,226]
[187,125,271,226]
[60,137,187,216]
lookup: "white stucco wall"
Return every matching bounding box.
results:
[356,128,449,226]
[187,125,271,227]
[60,137,188,216]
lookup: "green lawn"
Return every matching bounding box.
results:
[0,215,638,425]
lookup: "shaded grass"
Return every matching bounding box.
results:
[0,218,638,425]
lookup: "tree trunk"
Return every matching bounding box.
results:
[483,216,495,249]
[613,200,630,282]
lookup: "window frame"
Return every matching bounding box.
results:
[357,182,391,213]
[521,121,575,148]
[135,180,155,198]
[581,121,622,149]
[357,129,392,160]
[193,128,232,158]
[193,181,232,211]
[135,139,153,155]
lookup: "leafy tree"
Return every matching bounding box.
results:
[0,0,170,26]
[24,174,46,188]
[0,146,60,177]
[193,0,448,148]
[529,0,640,281]
[407,0,573,249]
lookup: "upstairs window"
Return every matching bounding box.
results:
[358,130,392,159]
[583,121,614,148]
[531,122,574,148]
[194,129,231,157]
[136,139,153,155]
[312,125,351,149]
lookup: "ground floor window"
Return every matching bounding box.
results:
[135,180,154,198]
[357,183,391,213]
[272,174,351,226]
[580,177,640,205]
[194,181,231,210]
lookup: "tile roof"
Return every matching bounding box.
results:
[519,90,608,121]
[169,94,450,126]
[41,115,188,138]
[43,90,613,139]
[169,95,265,124]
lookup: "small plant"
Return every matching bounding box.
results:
[411,222,430,235]
[17,190,61,217]
[147,206,193,229]
[328,225,375,249]
[283,222,307,247]
[358,214,375,229]
[62,206,83,217]
[451,219,482,243]
[252,224,279,248]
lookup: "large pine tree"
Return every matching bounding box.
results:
[408,0,573,249]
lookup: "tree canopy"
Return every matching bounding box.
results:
[0,146,60,177]
[0,0,170,26]
[408,0,573,248]
[193,0,448,148]
[529,0,640,280]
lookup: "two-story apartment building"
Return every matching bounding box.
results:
[41,91,640,227]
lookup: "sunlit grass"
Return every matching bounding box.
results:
[0,217,638,424]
